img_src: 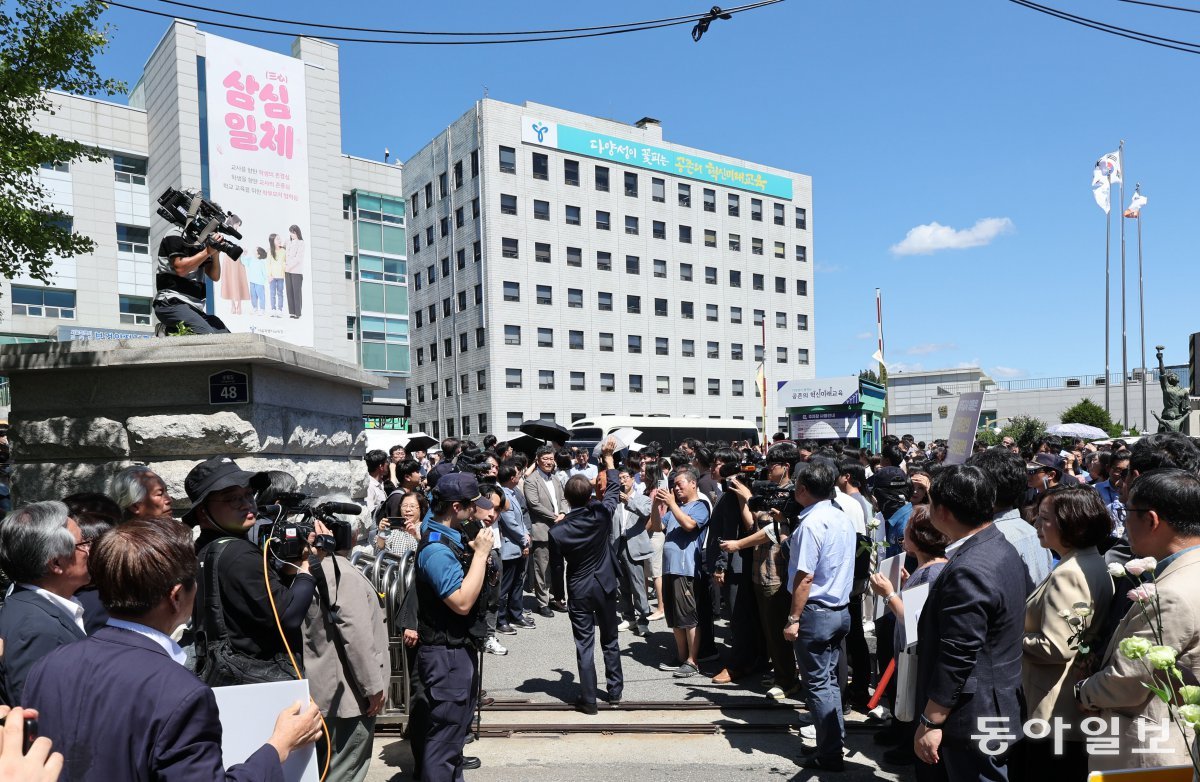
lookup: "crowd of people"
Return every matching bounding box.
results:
[0,427,1197,781]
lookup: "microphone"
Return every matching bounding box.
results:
[316,501,365,516]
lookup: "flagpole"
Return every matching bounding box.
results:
[761,319,768,446]
[1137,187,1147,432]
[1119,140,1129,430]
[1104,185,1111,418]
[877,287,887,441]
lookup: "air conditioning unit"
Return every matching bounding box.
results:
[1095,377,1106,386]
[1130,369,1144,382]
[1066,378,1081,388]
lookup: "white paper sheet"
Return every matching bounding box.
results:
[592,427,643,458]
[211,679,318,782]
[902,583,931,648]
[873,553,905,619]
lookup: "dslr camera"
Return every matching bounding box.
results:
[257,492,360,561]
[156,187,244,260]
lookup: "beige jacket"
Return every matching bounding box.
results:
[1022,547,1114,733]
[1079,546,1200,771]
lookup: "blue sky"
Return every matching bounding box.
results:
[93,0,1199,381]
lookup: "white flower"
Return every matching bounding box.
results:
[1057,609,1072,619]
[1126,560,1148,577]
[1108,562,1126,577]
[1140,556,1158,572]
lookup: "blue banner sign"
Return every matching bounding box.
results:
[56,326,154,343]
[522,116,794,200]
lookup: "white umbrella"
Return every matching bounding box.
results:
[1046,423,1109,440]
[592,427,643,458]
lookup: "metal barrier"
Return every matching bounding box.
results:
[348,548,415,726]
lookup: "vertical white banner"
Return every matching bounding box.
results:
[204,34,313,347]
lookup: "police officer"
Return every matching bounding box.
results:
[415,473,495,782]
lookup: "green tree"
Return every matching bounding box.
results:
[999,414,1047,453]
[1060,398,1123,437]
[0,0,122,282]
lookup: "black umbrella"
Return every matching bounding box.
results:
[397,432,437,453]
[498,432,544,458]
[519,418,570,445]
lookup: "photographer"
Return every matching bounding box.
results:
[153,232,231,334]
[185,457,330,685]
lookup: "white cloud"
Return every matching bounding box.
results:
[890,217,1014,256]
[815,262,842,273]
[990,365,1026,378]
[906,342,958,356]
[955,359,981,369]
[888,361,925,373]
[854,331,874,340]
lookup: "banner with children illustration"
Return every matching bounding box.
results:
[204,33,314,347]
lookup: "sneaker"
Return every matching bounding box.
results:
[496,623,517,636]
[673,662,699,678]
[800,724,816,740]
[767,683,799,700]
[658,659,683,671]
[617,620,631,631]
[647,611,665,622]
[484,636,508,656]
[511,618,537,630]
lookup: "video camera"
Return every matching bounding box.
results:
[156,187,244,261]
[257,491,359,561]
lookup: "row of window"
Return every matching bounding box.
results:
[410,197,480,255]
[498,278,807,303]
[419,369,799,398]
[10,286,153,325]
[410,413,489,440]
[411,413,793,441]
[411,241,482,291]
[496,222,807,260]
[409,151,480,219]
[42,155,150,186]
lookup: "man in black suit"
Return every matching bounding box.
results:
[914,464,1032,781]
[549,438,623,714]
[0,501,91,704]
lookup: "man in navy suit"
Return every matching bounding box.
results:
[549,438,623,714]
[0,501,91,705]
[24,519,322,781]
[914,464,1032,781]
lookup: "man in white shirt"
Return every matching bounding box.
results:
[568,449,599,484]
[364,450,389,524]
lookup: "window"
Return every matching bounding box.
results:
[706,303,719,322]
[471,150,479,177]
[656,337,669,355]
[775,276,787,293]
[625,215,639,235]
[413,271,423,292]
[459,332,468,352]
[595,166,610,192]
[537,327,553,348]
[796,207,807,229]
[731,343,744,360]
[473,241,482,262]
[501,238,518,259]
[535,242,551,264]
[569,330,584,350]
[706,341,719,359]
[570,371,586,390]
[704,229,717,248]
[729,234,741,252]
[565,205,581,225]
[652,220,666,240]
[112,155,146,184]
[680,263,693,281]
[534,200,550,220]
[650,177,665,202]
[703,188,716,212]
[454,160,464,189]
[705,267,717,285]
[625,255,640,275]
[629,375,643,393]
[774,202,786,225]
[503,281,520,301]
[410,193,419,218]
[678,225,692,243]
[798,313,809,331]
[679,183,691,206]
[776,312,787,329]
[427,303,436,324]
[681,301,694,319]
[474,284,483,305]
[628,335,642,354]
[682,339,695,357]
[599,333,614,352]
[564,159,580,185]
[598,291,613,311]
[596,211,610,230]
[567,246,582,267]
[728,194,740,216]
[600,373,615,392]
[654,298,667,317]
[424,183,433,208]
[597,251,612,271]
[777,347,788,364]
[539,370,555,389]
[507,412,523,430]
[536,285,552,305]
[472,198,480,218]
[417,385,425,402]
[774,241,786,259]
[729,270,742,287]
[753,273,764,291]
[443,337,453,357]
[118,295,151,325]
[708,379,721,396]
[457,248,466,269]
[752,237,764,256]
[650,259,666,279]
[477,368,486,388]
[797,280,808,296]
[438,172,448,199]
[733,379,745,396]
[457,291,467,311]
[626,295,641,314]
[441,256,450,277]
[652,375,669,395]
[624,172,638,197]
[461,416,471,436]
[431,420,439,436]
[499,146,516,173]
[731,306,743,324]
[11,285,75,319]
[445,377,454,397]
[796,245,807,263]
[478,412,488,433]
[532,152,549,180]
[506,368,523,389]
[429,342,437,361]
[751,198,763,222]
[415,310,424,328]
[116,225,150,254]
[798,348,810,365]
[568,288,583,308]
[753,309,765,326]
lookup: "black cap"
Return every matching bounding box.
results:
[433,473,493,509]
[182,456,264,524]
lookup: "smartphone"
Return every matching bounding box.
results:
[0,715,38,754]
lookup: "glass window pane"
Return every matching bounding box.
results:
[382,226,406,255]
[385,285,408,315]
[361,342,386,370]
[358,223,383,252]
[359,282,385,312]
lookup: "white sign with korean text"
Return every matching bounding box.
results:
[777,378,861,407]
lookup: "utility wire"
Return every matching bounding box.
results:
[1008,0,1200,54]
[103,0,784,45]
[1120,0,1200,14]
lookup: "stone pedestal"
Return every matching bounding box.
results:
[0,333,387,508]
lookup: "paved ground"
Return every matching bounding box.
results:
[364,594,916,781]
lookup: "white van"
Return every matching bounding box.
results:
[566,415,760,454]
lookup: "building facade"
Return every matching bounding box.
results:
[6,22,408,415]
[403,100,814,439]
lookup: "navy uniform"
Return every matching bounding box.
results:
[415,474,494,782]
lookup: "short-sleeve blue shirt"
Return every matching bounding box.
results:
[417,519,465,599]
[662,499,710,577]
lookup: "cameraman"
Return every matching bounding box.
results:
[415,473,495,781]
[184,457,330,685]
[153,232,230,334]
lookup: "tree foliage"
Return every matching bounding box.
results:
[977,414,1047,452]
[1060,398,1122,437]
[0,0,123,282]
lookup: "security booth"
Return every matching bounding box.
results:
[779,377,886,453]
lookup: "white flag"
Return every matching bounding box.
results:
[871,349,887,367]
[1124,190,1148,218]
[1098,151,1122,184]
[1092,164,1111,213]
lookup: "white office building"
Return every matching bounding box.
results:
[403,100,814,439]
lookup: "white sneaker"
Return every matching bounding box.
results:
[616,620,631,631]
[484,636,508,656]
[800,724,816,740]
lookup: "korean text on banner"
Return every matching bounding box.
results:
[944,392,985,465]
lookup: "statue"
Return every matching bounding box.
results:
[1152,344,1191,433]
